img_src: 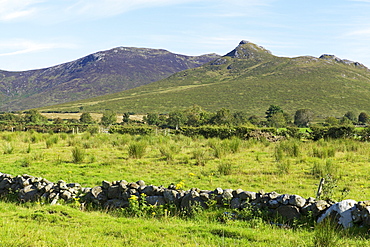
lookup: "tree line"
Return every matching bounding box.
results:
[0,106,369,129]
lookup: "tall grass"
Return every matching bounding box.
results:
[3,142,14,154]
[311,159,339,179]
[128,141,147,159]
[313,218,341,247]
[72,146,86,163]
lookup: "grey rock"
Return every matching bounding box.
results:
[163,189,178,203]
[0,178,11,190]
[181,190,206,209]
[276,205,301,220]
[312,200,331,217]
[222,189,233,200]
[239,191,256,201]
[128,182,140,190]
[19,185,38,201]
[268,199,280,209]
[317,199,357,229]
[102,180,111,189]
[277,194,290,205]
[214,187,223,195]
[107,185,121,199]
[232,189,244,197]
[142,185,156,196]
[136,180,145,187]
[61,190,72,201]
[289,195,306,208]
[268,191,281,200]
[230,198,241,209]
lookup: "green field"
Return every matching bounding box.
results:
[1,131,370,246]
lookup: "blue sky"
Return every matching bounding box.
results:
[1,0,370,71]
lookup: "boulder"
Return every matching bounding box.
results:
[317,199,357,229]
[19,185,39,202]
[180,191,206,209]
[276,205,301,220]
[289,195,306,208]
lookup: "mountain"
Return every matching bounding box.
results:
[41,40,370,118]
[0,47,220,111]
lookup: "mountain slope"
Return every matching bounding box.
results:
[40,41,370,117]
[0,47,219,111]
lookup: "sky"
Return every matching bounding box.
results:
[1,0,370,71]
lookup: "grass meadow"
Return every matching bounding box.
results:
[1,131,370,246]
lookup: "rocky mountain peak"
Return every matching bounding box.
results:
[224,40,272,59]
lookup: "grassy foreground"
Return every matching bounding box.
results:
[1,131,370,246]
[1,200,370,246]
[0,131,370,199]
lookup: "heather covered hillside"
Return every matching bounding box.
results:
[0,47,219,111]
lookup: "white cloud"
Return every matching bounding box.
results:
[0,0,45,21]
[0,39,77,56]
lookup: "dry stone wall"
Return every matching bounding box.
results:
[1,172,370,228]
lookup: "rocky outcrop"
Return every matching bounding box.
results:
[1,172,370,228]
[319,54,368,69]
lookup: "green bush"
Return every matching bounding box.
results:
[128,141,147,159]
[72,146,85,163]
[217,162,232,175]
[3,142,14,154]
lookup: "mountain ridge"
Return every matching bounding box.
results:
[40,41,370,118]
[0,47,220,111]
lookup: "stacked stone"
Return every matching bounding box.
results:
[0,172,82,203]
[1,172,370,228]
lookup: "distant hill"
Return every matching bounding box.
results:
[41,40,370,118]
[0,47,219,111]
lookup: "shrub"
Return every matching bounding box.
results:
[159,146,175,162]
[128,141,147,159]
[217,162,232,175]
[3,143,14,154]
[72,146,85,163]
[276,161,291,175]
[311,159,338,179]
[228,137,241,153]
[274,145,284,161]
[192,148,208,166]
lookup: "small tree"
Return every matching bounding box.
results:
[100,110,117,126]
[23,110,47,124]
[233,111,249,126]
[79,112,95,124]
[210,108,233,126]
[325,117,339,126]
[144,113,160,126]
[122,112,131,124]
[184,105,208,127]
[268,112,287,128]
[344,111,357,123]
[167,110,187,130]
[294,109,313,127]
[358,112,369,125]
[265,105,283,121]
